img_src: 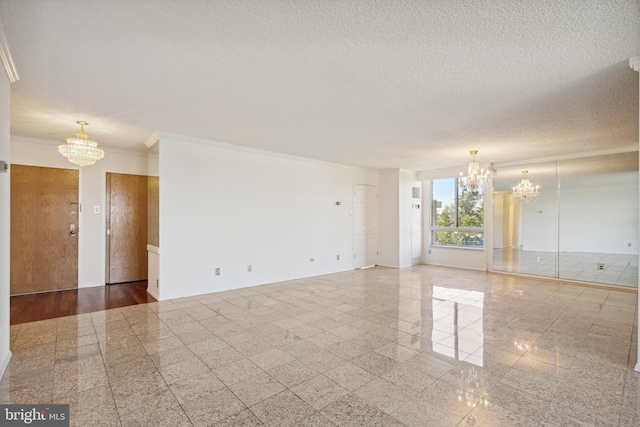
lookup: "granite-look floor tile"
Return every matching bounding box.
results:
[267,359,319,387]
[199,346,245,370]
[106,355,157,382]
[482,382,550,420]
[320,393,389,427]
[281,339,323,359]
[352,377,412,414]
[250,390,316,427]
[305,332,343,349]
[59,384,116,417]
[110,371,167,402]
[212,358,264,385]
[381,363,436,394]
[69,405,121,427]
[142,336,185,355]
[249,348,296,370]
[299,350,346,373]
[53,366,110,400]
[462,400,540,427]
[116,387,190,427]
[187,336,228,356]
[325,340,368,360]
[417,379,480,418]
[541,401,622,427]
[351,351,398,376]
[324,362,376,391]
[169,370,225,404]
[157,357,209,384]
[292,413,336,426]
[182,387,246,427]
[227,371,285,407]
[211,408,264,427]
[291,375,350,410]
[374,342,418,363]
[149,345,196,368]
[498,368,562,400]
[349,333,391,350]
[400,351,456,378]
[0,380,54,404]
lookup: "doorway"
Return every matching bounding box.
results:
[106,173,148,284]
[354,184,379,268]
[10,165,79,294]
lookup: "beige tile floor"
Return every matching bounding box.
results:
[1,265,639,426]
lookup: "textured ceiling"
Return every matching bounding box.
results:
[1,0,638,171]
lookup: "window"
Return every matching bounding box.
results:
[431,178,484,248]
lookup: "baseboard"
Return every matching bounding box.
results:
[0,349,12,381]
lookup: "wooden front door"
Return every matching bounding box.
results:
[106,173,148,284]
[11,165,79,294]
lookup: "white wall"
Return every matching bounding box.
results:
[399,169,418,267]
[158,133,379,300]
[11,137,149,287]
[378,170,399,267]
[0,70,11,379]
[378,169,418,268]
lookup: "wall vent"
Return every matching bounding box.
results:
[412,187,421,199]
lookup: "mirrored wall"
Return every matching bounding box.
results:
[493,152,638,288]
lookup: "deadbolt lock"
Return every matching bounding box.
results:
[70,224,77,237]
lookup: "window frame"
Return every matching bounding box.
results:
[430,177,485,248]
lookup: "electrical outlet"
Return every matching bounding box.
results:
[247,265,252,272]
[597,263,605,271]
[215,268,220,276]
[337,255,340,260]
[93,205,100,214]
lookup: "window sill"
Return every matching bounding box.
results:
[429,245,485,251]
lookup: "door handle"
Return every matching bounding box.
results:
[70,224,77,237]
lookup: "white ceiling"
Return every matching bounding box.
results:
[1,0,638,171]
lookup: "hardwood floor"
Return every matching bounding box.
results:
[10,281,156,325]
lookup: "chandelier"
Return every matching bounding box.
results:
[58,121,105,166]
[458,150,491,194]
[512,170,540,204]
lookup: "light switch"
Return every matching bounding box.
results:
[94,206,100,214]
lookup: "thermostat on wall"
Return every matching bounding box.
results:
[0,160,7,173]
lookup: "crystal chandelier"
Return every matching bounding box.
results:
[512,170,540,204]
[58,121,105,166]
[458,150,491,194]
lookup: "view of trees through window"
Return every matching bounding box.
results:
[432,178,484,247]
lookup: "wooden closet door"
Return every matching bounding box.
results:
[11,165,79,294]
[106,173,148,284]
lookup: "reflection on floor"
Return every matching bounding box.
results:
[494,248,639,287]
[2,265,639,426]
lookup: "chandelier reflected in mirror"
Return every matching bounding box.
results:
[458,150,491,194]
[58,121,105,167]
[512,170,540,204]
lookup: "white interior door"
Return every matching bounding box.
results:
[354,184,379,268]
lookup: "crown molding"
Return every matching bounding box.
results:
[0,21,18,83]
[629,56,640,73]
